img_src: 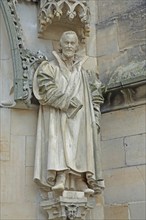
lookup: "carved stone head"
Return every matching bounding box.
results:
[59,31,79,58]
[65,204,78,220]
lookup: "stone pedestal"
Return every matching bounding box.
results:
[40,191,96,220]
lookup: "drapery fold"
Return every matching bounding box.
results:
[33,52,104,192]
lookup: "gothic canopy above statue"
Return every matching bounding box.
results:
[37,0,90,42]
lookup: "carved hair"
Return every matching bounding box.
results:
[60,31,79,47]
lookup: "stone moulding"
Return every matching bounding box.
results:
[41,191,95,220]
[0,0,47,107]
[107,61,146,89]
[38,0,90,42]
[101,61,146,113]
[0,0,24,104]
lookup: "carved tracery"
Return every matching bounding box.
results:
[1,0,90,107]
[38,0,90,42]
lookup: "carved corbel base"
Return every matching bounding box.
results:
[40,191,96,220]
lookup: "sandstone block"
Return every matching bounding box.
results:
[86,25,97,57]
[97,51,127,83]
[129,201,146,220]
[83,57,98,73]
[25,166,40,203]
[0,135,25,203]
[0,108,11,142]
[86,204,104,220]
[88,0,98,24]
[103,165,146,204]
[0,108,11,160]
[26,136,35,167]
[96,23,119,57]
[101,138,125,170]
[25,166,34,186]
[101,105,146,140]
[0,141,10,161]
[0,60,14,105]
[0,202,39,220]
[104,204,129,220]
[97,0,145,23]
[125,133,146,166]
[98,43,145,84]
[11,109,38,136]
[117,8,146,50]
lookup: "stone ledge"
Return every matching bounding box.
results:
[41,191,96,220]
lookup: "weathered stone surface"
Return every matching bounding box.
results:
[104,204,129,220]
[117,7,146,50]
[0,108,11,161]
[25,166,39,203]
[0,141,10,161]
[96,23,119,57]
[0,202,39,220]
[101,105,146,140]
[88,0,98,24]
[17,1,53,59]
[0,7,14,104]
[129,201,146,220]
[86,24,97,57]
[0,7,11,60]
[25,166,35,186]
[0,1,145,220]
[11,109,37,136]
[98,51,124,83]
[97,0,145,23]
[103,165,146,204]
[86,204,104,220]
[25,136,35,167]
[0,60,14,105]
[125,133,146,166]
[101,138,125,170]
[98,44,146,84]
[0,135,25,203]
[83,56,98,72]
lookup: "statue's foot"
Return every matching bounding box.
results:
[76,177,94,195]
[52,183,64,192]
[84,188,94,195]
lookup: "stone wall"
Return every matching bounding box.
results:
[101,105,146,220]
[0,107,46,219]
[96,0,146,83]
[96,1,146,219]
[0,0,146,219]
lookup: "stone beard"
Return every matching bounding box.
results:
[33,31,104,194]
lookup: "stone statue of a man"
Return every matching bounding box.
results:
[33,31,104,194]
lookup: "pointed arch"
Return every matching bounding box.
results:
[0,0,24,101]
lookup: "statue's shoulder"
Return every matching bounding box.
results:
[37,59,58,73]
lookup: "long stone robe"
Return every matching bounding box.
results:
[33,51,104,192]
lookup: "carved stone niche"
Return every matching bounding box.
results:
[37,0,90,43]
[41,191,96,220]
[101,60,146,112]
[1,0,90,107]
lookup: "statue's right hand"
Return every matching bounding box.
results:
[70,97,81,107]
[67,97,83,118]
